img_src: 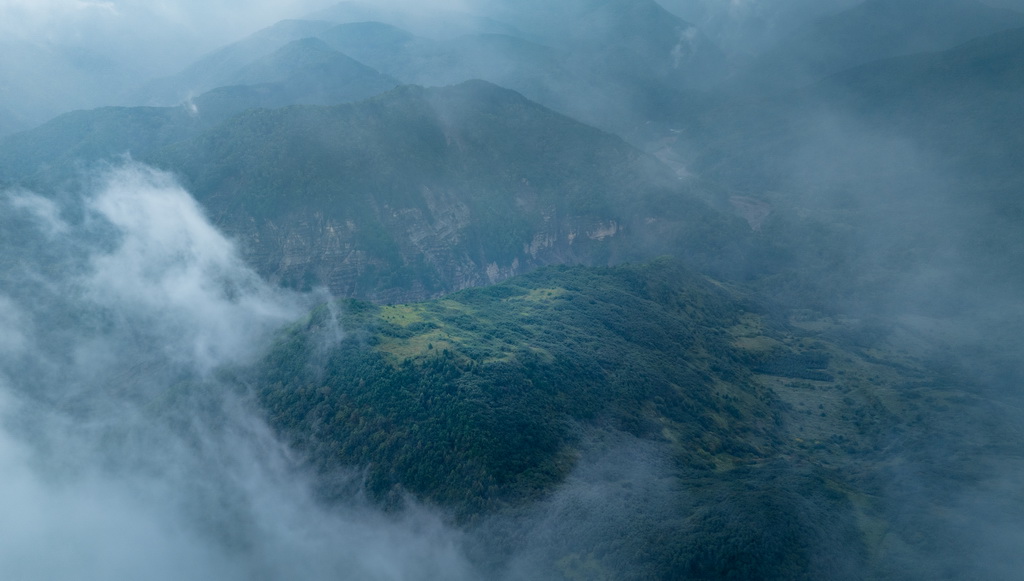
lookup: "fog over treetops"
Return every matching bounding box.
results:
[0,164,475,580]
[1,1,1023,579]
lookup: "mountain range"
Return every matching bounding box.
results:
[1,1,1023,579]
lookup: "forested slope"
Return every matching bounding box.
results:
[254,257,1020,579]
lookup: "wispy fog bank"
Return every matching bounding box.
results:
[0,163,475,580]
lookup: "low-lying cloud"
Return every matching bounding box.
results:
[0,163,476,580]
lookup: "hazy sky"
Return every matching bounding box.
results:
[10,0,1024,75]
[0,0,331,39]
[6,0,1024,49]
[0,0,336,72]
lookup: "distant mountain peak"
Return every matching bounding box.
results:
[305,1,523,39]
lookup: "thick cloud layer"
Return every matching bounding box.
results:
[0,163,475,581]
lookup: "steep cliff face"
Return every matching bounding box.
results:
[231,185,708,303]
[160,81,747,302]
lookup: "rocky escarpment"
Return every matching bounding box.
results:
[230,182,715,303]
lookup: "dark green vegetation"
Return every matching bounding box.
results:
[260,260,780,513]
[256,258,1022,579]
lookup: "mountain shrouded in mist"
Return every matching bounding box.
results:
[157,81,751,300]
[731,0,1024,91]
[0,80,756,302]
[1,1,1024,579]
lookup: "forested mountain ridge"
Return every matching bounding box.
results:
[0,39,398,185]
[0,79,758,303]
[257,257,1020,579]
[157,81,752,301]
